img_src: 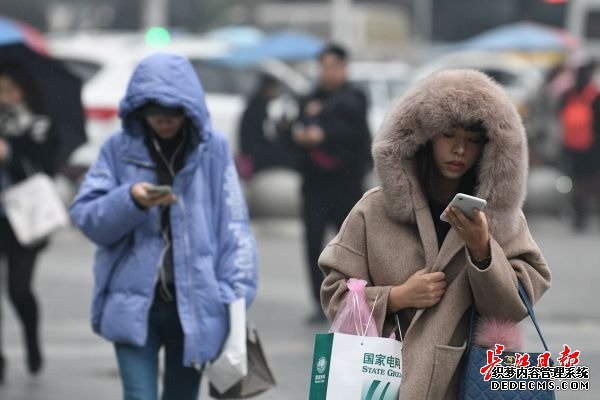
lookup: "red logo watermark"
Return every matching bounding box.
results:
[479,344,590,392]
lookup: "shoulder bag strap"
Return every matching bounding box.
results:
[517,280,550,353]
[466,280,550,353]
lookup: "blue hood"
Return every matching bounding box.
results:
[119,53,212,142]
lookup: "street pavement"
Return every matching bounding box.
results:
[0,214,598,399]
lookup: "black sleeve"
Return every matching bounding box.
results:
[296,93,314,125]
[238,99,265,155]
[319,90,369,145]
[7,119,59,176]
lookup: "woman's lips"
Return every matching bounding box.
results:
[446,161,465,172]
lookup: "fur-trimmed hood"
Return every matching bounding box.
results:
[372,69,528,241]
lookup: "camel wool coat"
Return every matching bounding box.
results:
[319,70,552,400]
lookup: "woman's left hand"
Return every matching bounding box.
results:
[443,207,490,260]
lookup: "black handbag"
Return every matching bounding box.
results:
[209,324,276,399]
[459,280,556,399]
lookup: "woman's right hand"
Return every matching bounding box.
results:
[387,268,446,312]
[130,182,176,209]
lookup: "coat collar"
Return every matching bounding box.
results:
[408,219,466,336]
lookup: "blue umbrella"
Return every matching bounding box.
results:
[462,22,577,52]
[206,25,265,48]
[253,31,325,61]
[215,31,325,68]
[0,15,47,52]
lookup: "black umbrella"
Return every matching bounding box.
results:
[0,42,86,167]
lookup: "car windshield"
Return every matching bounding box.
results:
[585,11,600,39]
[477,69,517,86]
[61,59,102,82]
[190,60,260,95]
[60,56,262,96]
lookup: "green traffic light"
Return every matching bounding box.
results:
[145,27,171,47]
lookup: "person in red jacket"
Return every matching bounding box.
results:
[559,60,600,231]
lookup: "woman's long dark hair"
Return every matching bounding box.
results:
[0,61,44,113]
[415,120,487,203]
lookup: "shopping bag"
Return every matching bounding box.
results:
[1,173,69,246]
[209,323,276,399]
[206,297,247,393]
[309,332,402,400]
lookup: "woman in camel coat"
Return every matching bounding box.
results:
[319,69,552,400]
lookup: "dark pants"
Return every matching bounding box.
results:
[564,149,600,230]
[571,173,600,230]
[0,217,41,368]
[301,179,363,310]
[114,288,201,400]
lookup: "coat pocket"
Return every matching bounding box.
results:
[426,343,467,400]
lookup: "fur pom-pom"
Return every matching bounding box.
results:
[473,317,523,351]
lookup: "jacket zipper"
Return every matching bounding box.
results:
[178,196,202,369]
[151,132,202,369]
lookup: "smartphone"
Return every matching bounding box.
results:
[147,185,173,196]
[440,193,487,222]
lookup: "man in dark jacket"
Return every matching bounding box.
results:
[292,44,371,323]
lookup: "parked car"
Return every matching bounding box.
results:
[347,61,412,190]
[349,61,412,134]
[566,0,600,61]
[410,50,547,141]
[48,31,314,217]
[48,31,311,169]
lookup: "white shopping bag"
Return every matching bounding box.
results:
[206,297,247,393]
[309,332,403,400]
[2,173,70,246]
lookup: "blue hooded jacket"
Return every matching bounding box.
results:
[70,53,258,367]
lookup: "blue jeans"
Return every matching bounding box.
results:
[114,288,201,400]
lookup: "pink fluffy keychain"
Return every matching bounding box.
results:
[473,317,524,351]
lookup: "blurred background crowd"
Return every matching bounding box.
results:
[1,1,599,399]
[3,0,598,220]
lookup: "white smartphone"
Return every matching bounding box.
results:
[147,185,173,195]
[440,193,487,222]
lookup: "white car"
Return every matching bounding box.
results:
[47,31,312,216]
[409,50,546,140]
[48,31,311,168]
[349,61,412,134]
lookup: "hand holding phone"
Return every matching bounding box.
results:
[131,183,176,209]
[440,193,487,223]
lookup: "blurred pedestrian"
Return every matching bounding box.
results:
[320,70,551,399]
[69,53,258,400]
[236,74,297,179]
[292,44,371,324]
[559,59,600,231]
[0,62,59,382]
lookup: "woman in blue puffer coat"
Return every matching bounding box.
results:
[70,53,258,400]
